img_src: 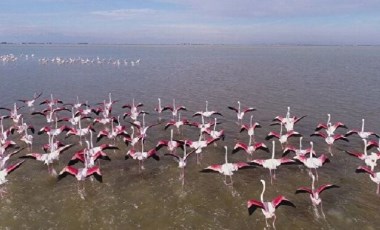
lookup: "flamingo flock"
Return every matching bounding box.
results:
[0,92,379,229]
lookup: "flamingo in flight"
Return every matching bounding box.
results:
[18,92,43,108]
[271,106,306,132]
[201,146,250,185]
[165,140,196,186]
[310,132,348,155]
[156,129,183,154]
[126,139,159,171]
[0,160,25,185]
[0,148,24,170]
[164,112,190,134]
[232,136,269,161]
[58,165,102,182]
[193,101,222,118]
[282,137,315,157]
[154,98,171,119]
[0,103,24,124]
[190,115,217,135]
[227,101,255,124]
[31,106,70,123]
[186,131,217,164]
[293,142,330,180]
[240,115,261,142]
[129,113,159,141]
[345,139,379,170]
[122,98,144,121]
[64,96,88,110]
[367,138,380,152]
[247,179,295,229]
[315,114,347,136]
[355,166,380,195]
[250,141,294,184]
[205,118,225,141]
[40,94,64,108]
[12,117,35,135]
[345,119,379,140]
[123,126,143,148]
[165,99,187,119]
[295,174,339,218]
[266,123,301,149]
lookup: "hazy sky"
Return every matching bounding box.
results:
[1,0,380,44]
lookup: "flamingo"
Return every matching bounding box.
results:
[190,115,217,135]
[193,100,222,118]
[0,103,24,124]
[0,148,24,170]
[154,98,171,119]
[295,174,338,217]
[232,136,269,161]
[186,131,217,164]
[272,106,306,132]
[69,139,114,167]
[39,94,64,108]
[227,101,255,124]
[355,166,380,195]
[66,119,95,145]
[128,113,159,141]
[123,126,143,148]
[31,106,70,123]
[156,129,183,154]
[0,160,25,185]
[165,99,187,119]
[126,139,159,170]
[345,119,379,140]
[164,140,196,186]
[21,137,73,175]
[0,119,15,145]
[266,123,301,149]
[310,132,348,155]
[247,179,295,229]
[164,113,190,134]
[96,119,129,143]
[58,108,91,127]
[12,117,35,135]
[58,165,102,182]
[201,146,250,185]
[122,98,144,121]
[18,92,43,107]
[250,141,294,184]
[20,128,33,150]
[367,138,380,152]
[0,140,17,156]
[38,117,70,137]
[282,137,315,157]
[240,115,261,142]
[205,118,225,141]
[65,96,88,110]
[315,114,347,136]
[345,139,379,170]
[293,142,330,180]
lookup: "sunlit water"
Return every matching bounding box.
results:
[1,44,380,229]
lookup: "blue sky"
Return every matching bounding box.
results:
[1,0,380,44]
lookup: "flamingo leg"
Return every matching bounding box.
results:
[269,169,273,185]
[272,215,277,230]
[328,146,333,156]
[265,218,269,228]
[377,183,380,195]
[320,201,326,219]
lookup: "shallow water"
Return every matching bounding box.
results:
[1,44,380,229]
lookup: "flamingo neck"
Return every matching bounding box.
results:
[361,119,365,132]
[158,98,161,109]
[183,141,187,158]
[311,175,315,191]
[108,93,112,103]
[280,123,283,135]
[224,146,228,164]
[286,106,290,119]
[178,113,181,121]
[248,136,252,146]
[173,99,176,108]
[271,141,275,159]
[170,129,173,141]
[260,180,266,202]
[141,139,144,152]
[327,114,331,124]
[364,139,368,156]
[90,130,94,148]
[310,142,314,159]
[250,115,253,127]
[238,101,241,113]
[205,101,208,112]
[299,137,303,149]
[214,118,217,131]
[131,126,135,137]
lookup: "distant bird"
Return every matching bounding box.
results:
[31,106,70,123]
[154,98,171,119]
[250,141,294,184]
[164,113,190,133]
[122,98,144,121]
[345,119,379,140]
[0,160,25,185]
[247,179,295,229]
[228,101,255,124]
[201,146,250,185]
[193,100,222,118]
[282,137,315,157]
[165,99,187,119]
[293,142,330,180]
[356,166,380,195]
[296,174,338,218]
[39,94,64,108]
[0,103,24,124]
[18,92,43,108]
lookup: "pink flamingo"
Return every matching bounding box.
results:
[315,114,347,136]
[250,141,294,184]
[193,101,222,118]
[266,123,301,149]
[345,139,379,170]
[164,140,196,186]
[293,142,329,180]
[356,166,380,195]
[282,137,315,157]
[154,98,171,119]
[186,131,217,164]
[126,140,159,171]
[247,179,295,229]
[232,136,268,161]
[205,118,225,141]
[271,106,306,132]
[164,113,190,133]
[31,106,70,123]
[18,92,43,108]
[0,103,24,124]
[310,132,348,155]
[156,129,183,154]
[39,94,64,108]
[345,119,379,140]
[240,115,261,142]
[58,165,102,182]
[201,146,250,185]
[0,160,25,185]
[165,99,187,119]
[227,101,255,124]
[295,174,338,217]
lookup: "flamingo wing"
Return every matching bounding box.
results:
[227,106,238,113]
[272,195,295,208]
[315,123,327,131]
[233,142,247,153]
[355,166,374,176]
[201,164,222,173]
[86,166,103,182]
[6,160,25,174]
[247,199,264,215]
[317,184,339,194]
[295,186,313,195]
[265,132,279,140]
[58,166,78,180]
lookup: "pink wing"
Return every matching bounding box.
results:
[317,184,338,194]
[272,195,294,208]
[295,186,313,195]
[6,160,25,174]
[247,199,264,209]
